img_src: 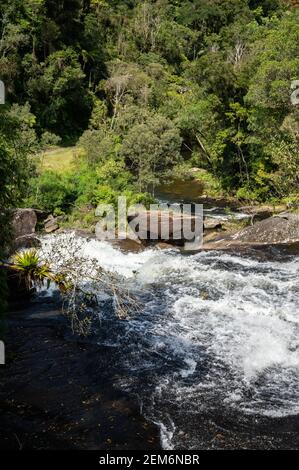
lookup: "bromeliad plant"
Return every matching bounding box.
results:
[7,249,69,292]
[2,237,140,337]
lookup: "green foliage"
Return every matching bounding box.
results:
[78,129,120,166]
[193,169,223,197]
[25,171,77,213]
[1,0,298,327]
[0,0,298,241]
[0,103,37,334]
[72,157,153,214]
[121,114,182,191]
[0,104,37,205]
[8,249,70,293]
[11,249,49,290]
[25,48,92,136]
[40,131,62,149]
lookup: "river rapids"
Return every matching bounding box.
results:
[40,233,299,449]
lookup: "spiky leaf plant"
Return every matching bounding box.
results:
[10,249,66,291]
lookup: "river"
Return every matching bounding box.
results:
[40,230,299,449]
[156,178,249,221]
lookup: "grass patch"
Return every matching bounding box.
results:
[39,147,81,174]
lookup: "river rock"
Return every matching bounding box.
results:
[232,212,299,245]
[44,215,60,233]
[237,205,274,222]
[12,208,37,238]
[0,300,160,449]
[13,234,41,250]
[204,218,222,230]
[128,210,202,246]
[118,229,142,244]
[197,195,241,210]
[156,242,175,250]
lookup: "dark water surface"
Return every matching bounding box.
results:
[156,179,205,203]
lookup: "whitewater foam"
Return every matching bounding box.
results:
[39,233,299,448]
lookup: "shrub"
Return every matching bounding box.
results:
[25,171,77,213]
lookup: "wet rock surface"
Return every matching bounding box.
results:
[237,205,275,222]
[162,409,299,450]
[3,299,299,450]
[0,301,160,450]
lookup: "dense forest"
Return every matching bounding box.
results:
[1,0,298,206]
[0,1,299,260]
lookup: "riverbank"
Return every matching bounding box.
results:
[0,299,160,450]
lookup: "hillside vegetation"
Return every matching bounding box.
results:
[0,1,298,243]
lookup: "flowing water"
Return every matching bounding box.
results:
[40,233,299,449]
[156,179,249,221]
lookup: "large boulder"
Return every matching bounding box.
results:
[12,208,37,238]
[11,208,48,251]
[232,212,299,245]
[128,210,202,246]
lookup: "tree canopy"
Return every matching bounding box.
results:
[1,0,298,200]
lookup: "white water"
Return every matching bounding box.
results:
[39,233,299,449]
